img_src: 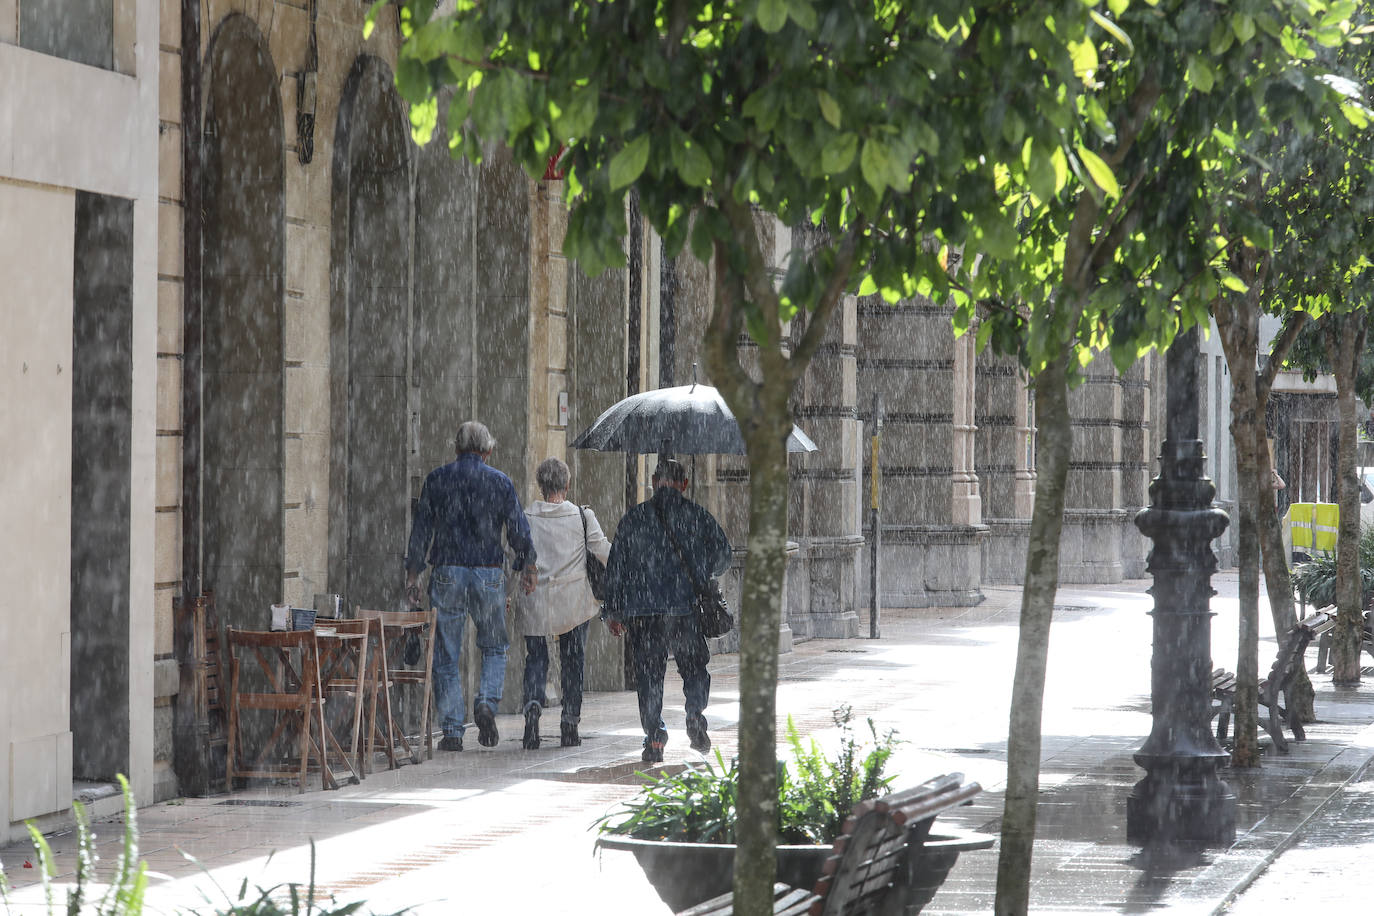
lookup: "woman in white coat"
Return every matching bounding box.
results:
[512,457,612,749]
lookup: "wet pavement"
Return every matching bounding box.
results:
[3,571,1373,914]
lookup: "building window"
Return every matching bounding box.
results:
[19,0,113,70]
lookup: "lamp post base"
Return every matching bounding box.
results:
[1126,762,1235,845]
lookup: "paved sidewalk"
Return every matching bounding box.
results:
[3,572,1373,914]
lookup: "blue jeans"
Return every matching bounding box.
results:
[627,614,709,743]
[429,565,508,738]
[522,622,589,725]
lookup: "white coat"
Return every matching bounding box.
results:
[510,500,612,636]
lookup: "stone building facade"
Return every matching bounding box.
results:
[3,0,1187,839]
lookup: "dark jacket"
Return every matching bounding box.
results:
[603,487,731,620]
[405,453,535,574]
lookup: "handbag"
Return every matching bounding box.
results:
[653,501,734,638]
[579,505,608,600]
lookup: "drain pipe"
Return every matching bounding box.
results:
[179,0,203,601]
[173,0,210,797]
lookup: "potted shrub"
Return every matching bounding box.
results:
[594,707,990,912]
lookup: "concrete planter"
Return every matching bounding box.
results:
[595,830,991,912]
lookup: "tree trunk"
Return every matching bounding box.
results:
[1255,328,1310,720]
[1255,434,1312,718]
[732,407,793,914]
[1325,315,1367,686]
[1215,301,1262,766]
[994,355,1072,916]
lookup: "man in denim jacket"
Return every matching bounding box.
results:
[405,421,536,751]
[604,458,731,762]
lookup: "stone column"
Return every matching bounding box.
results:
[1120,355,1154,577]
[977,352,1033,583]
[1060,352,1128,583]
[951,324,981,527]
[857,296,984,607]
[793,292,862,639]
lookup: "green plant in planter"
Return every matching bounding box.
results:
[1293,524,1374,609]
[597,706,901,845]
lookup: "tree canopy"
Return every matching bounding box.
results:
[376,0,1370,912]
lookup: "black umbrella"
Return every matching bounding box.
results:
[570,383,818,455]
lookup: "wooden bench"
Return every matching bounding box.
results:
[677,773,989,916]
[1214,610,1332,753]
[1313,604,1373,673]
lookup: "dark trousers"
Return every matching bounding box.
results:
[627,614,709,742]
[522,621,589,725]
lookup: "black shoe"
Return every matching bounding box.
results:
[438,735,463,752]
[560,723,581,747]
[475,703,499,748]
[686,714,711,753]
[522,705,541,750]
[642,730,667,764]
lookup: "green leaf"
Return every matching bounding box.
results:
[1026,140,1056,204]
[742,87,779,132]
[1232,13,1257,44]
[394,55,430,104]
[975,319,996,351]
[409,96,439,145]
[492,69,532,134]
[818,90,842,129]
[788,0,818,31]
[858,274,878,297]
[1209,20,1235,55]
[758,0,788,33]
[1187,55,1216,93]
[1219,271,1248,293]
[610,135,651,191]
[672,137,714,187]
[554,86,598,140]
[363,0,388,40]
[859,139,889,193]
[821,133,859,174]
[1076,145,1120,199]
[859,138,907,193]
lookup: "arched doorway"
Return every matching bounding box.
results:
[201,16,285,628]
[329,56,413,611]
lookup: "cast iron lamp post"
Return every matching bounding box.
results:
[1127,327,1236,844]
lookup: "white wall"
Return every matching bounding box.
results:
[0,0,157,839]
[0,180,76,826]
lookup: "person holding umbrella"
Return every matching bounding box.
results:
[603,458,732,762]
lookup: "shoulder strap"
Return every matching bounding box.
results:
[578,505,590,554]
[653,498,706,594]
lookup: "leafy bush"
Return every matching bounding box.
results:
[597,705,901,845]
[1292,523,1374,608]
[777,706,900,844]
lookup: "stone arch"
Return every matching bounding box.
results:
[328,55,413,611]
[201,15,285,628]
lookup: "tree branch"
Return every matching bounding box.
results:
[1260,309,1309,395]
[787,220,866,384]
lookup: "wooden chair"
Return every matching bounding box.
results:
[357,607,437,767]
[314,620,369,783]
[224,628,335,792]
